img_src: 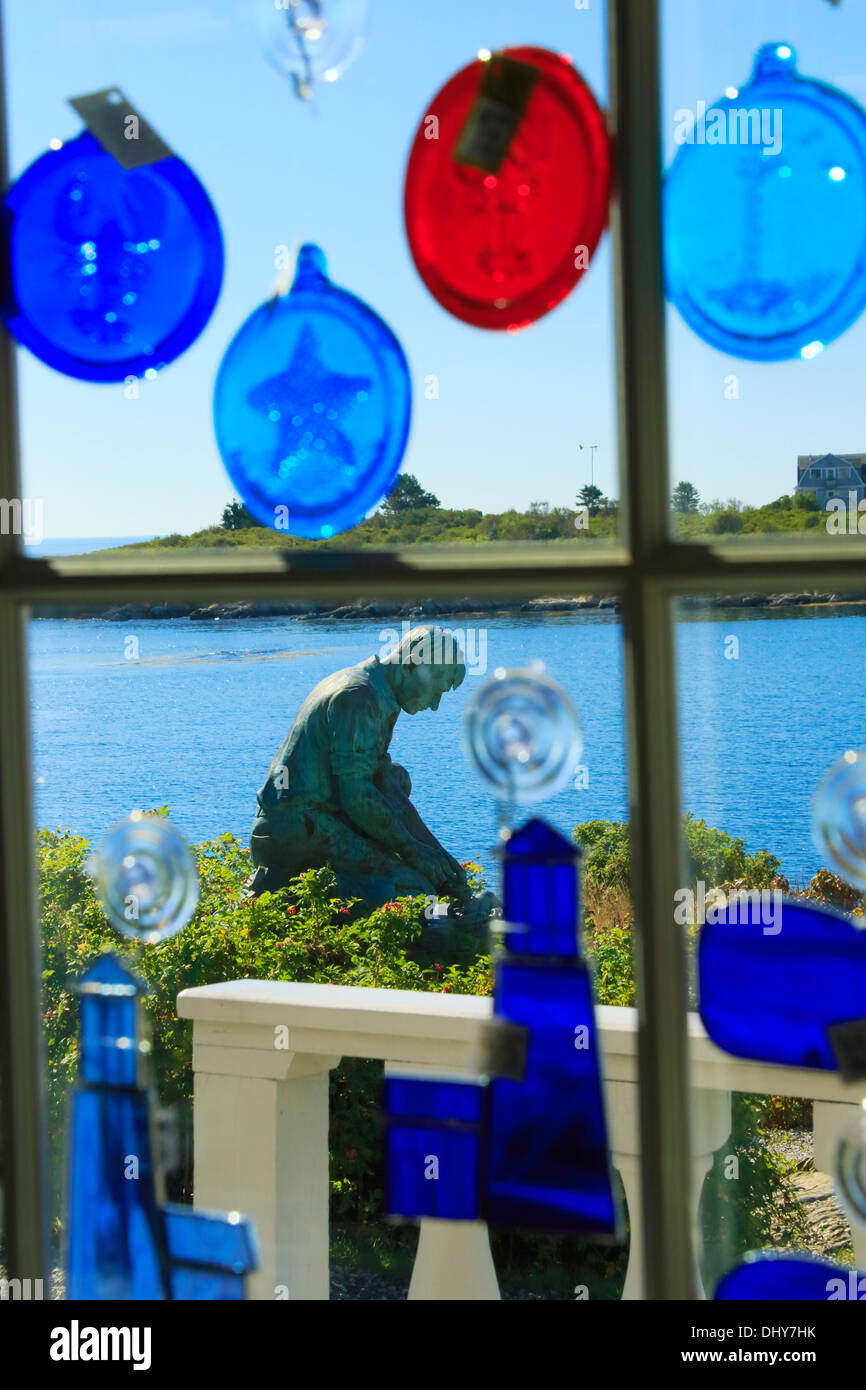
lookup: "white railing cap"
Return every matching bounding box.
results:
[176,980,862,1101]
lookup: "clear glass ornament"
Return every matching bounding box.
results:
[87,811,199,944]
[252,0,366,99]
[463,664,582,804]
[836,1102,866,1228]
[811,749,866,890]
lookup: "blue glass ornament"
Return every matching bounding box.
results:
[253,0,367,100]
[2,131,223,382]
[485,819,619,1234]
[384,1077,484,1222]
[715,1253,866,1301]
[165,1206,259,1300]
[383,819,620,1237]
[87,810,199,944]
[214,244,411,539]
[65,954,257,1299]
[66,956,169,1299]
[665,43,866,360]
[812,749,866,890]
[698,898,866,1070]
[463,665,582,804]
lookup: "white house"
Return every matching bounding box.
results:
[796,452,866,507]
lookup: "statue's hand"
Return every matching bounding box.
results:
[414,844,464,897]
[443,851,469,895]
[435,852,469,900]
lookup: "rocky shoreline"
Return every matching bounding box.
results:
[33,592,866,622]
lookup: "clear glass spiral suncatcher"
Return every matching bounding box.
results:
[86,809,199,944]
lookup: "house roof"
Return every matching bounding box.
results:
[798,452,866,482]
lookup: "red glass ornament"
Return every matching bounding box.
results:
[404,47,610,331]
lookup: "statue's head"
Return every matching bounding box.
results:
[383,625,466,714]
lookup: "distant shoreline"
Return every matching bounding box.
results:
[32,593,866,622]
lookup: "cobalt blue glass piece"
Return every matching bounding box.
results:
[500,817,580,957]
[65,952,258,1300]
[699,898,866,1070]
[213,243,411,538]
[164,1205,258,1300]
[485,956,619,1235]
[665,43,866,361]
[2,131,223,382]
[485,816,619,1236]
[66,956,169,1299]
[384,1077,483,1221]
[715,1253,866,1301]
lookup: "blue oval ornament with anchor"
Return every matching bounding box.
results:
[665,44,866,361]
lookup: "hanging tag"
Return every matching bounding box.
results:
[828,1018,866,1083]
[453,54,538,175]
[68,88,174,170]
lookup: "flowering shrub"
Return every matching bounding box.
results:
[38,824,491,1224]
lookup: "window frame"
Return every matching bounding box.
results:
[1,0,864,1299]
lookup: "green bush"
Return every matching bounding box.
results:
[574,814,784,896]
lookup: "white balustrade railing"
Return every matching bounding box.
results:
[176,981,865,1300]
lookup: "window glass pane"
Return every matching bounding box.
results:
[31,594,638,1299]
[663,0,866,545]
[8,0,619,561]
[676,595,866,1295]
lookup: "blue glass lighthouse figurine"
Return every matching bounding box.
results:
[66,953,258,1300]
[66,955,168,1299]
[67,813,258,1299]
[484,818,618,1232]
[384,666,620,1237]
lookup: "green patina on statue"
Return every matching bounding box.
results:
[247,625,495,918]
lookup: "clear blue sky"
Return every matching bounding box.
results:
[6,0,866,540]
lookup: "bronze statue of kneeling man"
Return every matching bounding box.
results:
[246,624,497,922]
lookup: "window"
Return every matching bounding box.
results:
[2,0,864,1304]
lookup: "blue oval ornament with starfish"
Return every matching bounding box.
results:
[213,244,411,538]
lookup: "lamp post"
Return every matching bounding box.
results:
[579,443,598,486]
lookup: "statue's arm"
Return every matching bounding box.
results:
[337,773,427,859]
[328,688,466,896]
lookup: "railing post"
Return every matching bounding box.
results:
[190,1033,339,1300]
[609,1081,730,1299]
[408,1219,500,1301]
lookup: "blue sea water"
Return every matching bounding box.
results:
[27,607,866,889]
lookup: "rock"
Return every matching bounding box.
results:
[244,600,314,617]
[149,602,193,619]
[364,600,404,618]
[188,603,226,621]
[100,603,152,621]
